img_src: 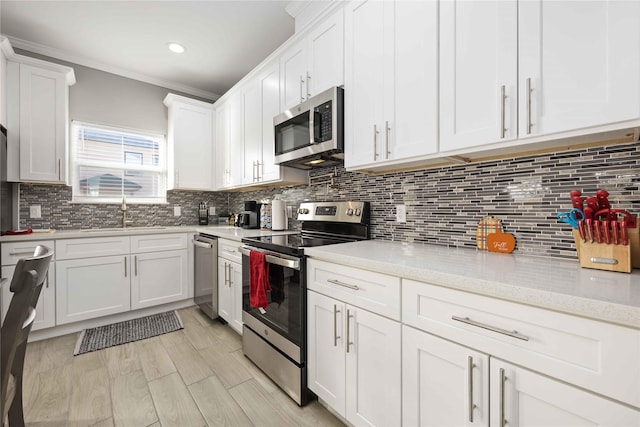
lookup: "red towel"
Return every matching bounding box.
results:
[249,251,271,308]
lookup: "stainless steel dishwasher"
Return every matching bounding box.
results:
[194,233,218,319]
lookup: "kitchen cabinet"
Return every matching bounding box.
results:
[215,94,243,190]
[403,326,489,427]
[344,0,438,170]
[217,238,243,334]
[214,101,230,189]
[1,240,56,331]
[164,94,214,191]
[280,10,344,110]
[6,56,75,183]
[307,259,401,426]
[56,233,189,325]
[490,359,640,426]
[518,0,640,138]
[439,0,517,151]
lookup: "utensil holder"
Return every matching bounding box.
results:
[572,219,638,273]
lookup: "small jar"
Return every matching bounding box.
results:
[260,203,272,230]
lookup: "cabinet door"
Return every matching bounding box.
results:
[280,40,308,110]
[56,256,130,325]
[214,102,230,189]
[242,79,262,185]
[169,101,213,190]
[344,0,386,168]
[392,0,438,160]
[1,263,56,331]
[345,305,401,427]
[519,0,640,137]
[217,258,232,323]
[228,260,243,334]
[131,249,189,310]
[307,290,346,417]
[306,10,344,96]
[227,94,243,188]
[259,62,281,183]
[403,326,489,427]
[19,63,67,183]
[490,359,640,427]
[440,0,517,151]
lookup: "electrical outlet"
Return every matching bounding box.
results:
[173,206,181,216]
[30,205,41,219]
[209,206,216,216]
[396,205,406,223]
[287,206,294,217]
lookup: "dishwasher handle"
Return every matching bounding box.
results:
[193,239,214,249]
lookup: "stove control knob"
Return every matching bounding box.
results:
[297,208,303,214]
[354,208,362,216]
[346,208,354,216]
[302,208,310,214]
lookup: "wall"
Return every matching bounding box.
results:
[21,141,640,260]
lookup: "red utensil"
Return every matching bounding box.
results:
[610,209,637,228]
[570,190,584,210]
[593,220,603,243]
[596,189,610,210]
[602,220,611,244]
[577,220,587,243]
[620,221,628,245]
[583,206,594,220]
[586,218,594,243]
[594,208,611,221]
[611,221,619,245]
[585,196,599,212]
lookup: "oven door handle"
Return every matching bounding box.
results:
[240,247,301,270]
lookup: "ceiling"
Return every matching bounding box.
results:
[0,1,296,100]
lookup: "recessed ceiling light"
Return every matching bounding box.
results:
[168,43,185,54]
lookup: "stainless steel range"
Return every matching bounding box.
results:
[240,201,370,405]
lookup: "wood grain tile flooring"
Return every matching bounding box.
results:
[21,306,344,427]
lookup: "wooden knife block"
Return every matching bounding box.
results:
[572,223,638,273]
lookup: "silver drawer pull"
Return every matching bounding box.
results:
[452,315,529,341]
[327,279,359,291]
[9,250,36,256]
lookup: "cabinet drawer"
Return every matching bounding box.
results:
[56,237,130,260]
[2,240,55,265]
[307,259,401,321]
[403,279,640,408]
[131,233,188,253]
[218,238,242,263]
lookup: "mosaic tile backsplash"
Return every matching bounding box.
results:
[19,142,639,260]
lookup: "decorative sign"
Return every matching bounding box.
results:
[486,232,516,253]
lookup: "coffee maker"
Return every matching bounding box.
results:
[238,201,261,229]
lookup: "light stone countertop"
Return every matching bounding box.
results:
[304,240,640,329]
[0,225,297,243]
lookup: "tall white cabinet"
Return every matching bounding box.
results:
[344,0,438,170]
[6,56,75,183]
[164,94,214,191]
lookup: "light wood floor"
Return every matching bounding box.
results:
[20,306,345,427]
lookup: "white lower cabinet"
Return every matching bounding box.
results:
[1,263,56,331]
[217,238,243,334]
[131,250,189,310]
[402,325,489,427]
[307,289,401,427]
[490,359,640,427]
[56,255,130,325]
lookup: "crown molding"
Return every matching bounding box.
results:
[7,36,220,101]
[0,35,15,57]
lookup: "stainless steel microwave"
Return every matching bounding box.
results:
[273,86,343,170]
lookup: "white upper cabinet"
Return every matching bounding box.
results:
[345,0,438,170]
[241,79,262,185]
[440,0,518,152]
[519,0,640,138]
[164,94,214,191]
[214,101,230,190]
[280,9,344,110]
[7,56,75,183]
[259,62,281,182]
[215,94,242,190]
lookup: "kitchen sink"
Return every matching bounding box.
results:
[78,226,169,232]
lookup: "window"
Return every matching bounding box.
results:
[70,121,167,203]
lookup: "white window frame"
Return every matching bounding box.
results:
[70,121,167,204]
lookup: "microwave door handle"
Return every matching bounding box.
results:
[309,110,316,145]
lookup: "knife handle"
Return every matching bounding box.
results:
[571,196,584,210]
[611,221,619,245]
[586,219,594,243]
[596,189,610,210]
[593,220,603,244]
[585,196,599,212]
[620,221,628,246]
[583,207,594,221]
[577,220,587,243]
[602,220,611,244]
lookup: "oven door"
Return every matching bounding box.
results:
[240,246,305,351]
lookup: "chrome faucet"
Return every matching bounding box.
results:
[121,196,133,228]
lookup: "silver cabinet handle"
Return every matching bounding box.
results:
[58,159,61,181]
[526,77,533,134]
[327,279,359,291]
[468,356,475,422]
[224,262,230,287]
[124,256,127,277]
[373,124,379,159]
[346,309,353,353]
[134,255,138,276]
[256,161,261,181]
[500,368,507,427]
[452,316,529,341]
[500,85,507,139]
[9,249,36,256]
[228,263,233,286]
[333,304,340,347]
[306,72,311,98]
[385,120,391,159]
[45,273,49,289]
[300,76,305,102]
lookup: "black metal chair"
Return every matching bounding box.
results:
[1,245,53,427]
